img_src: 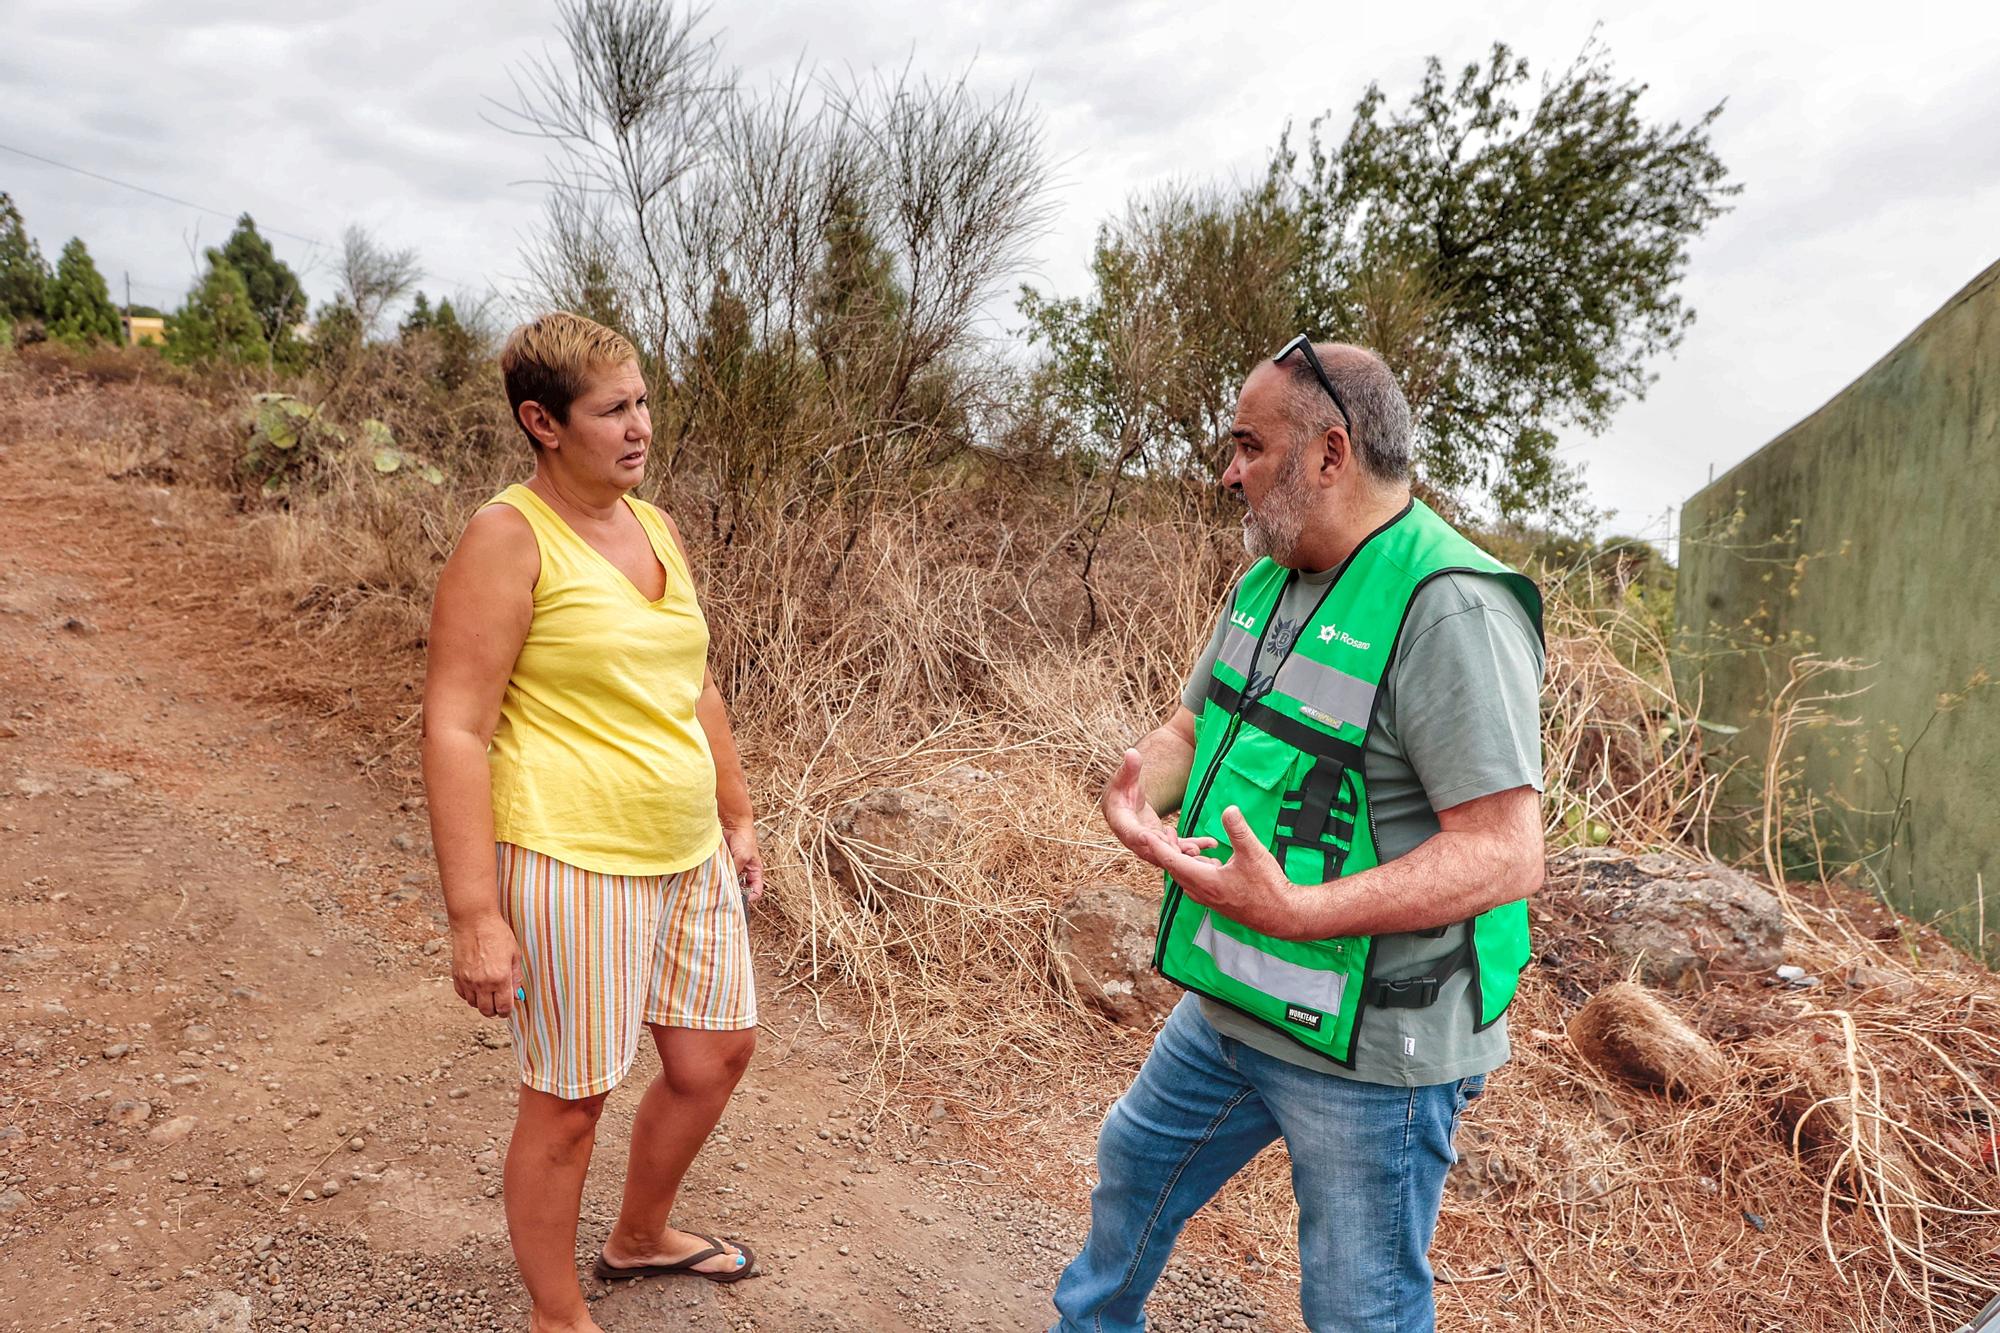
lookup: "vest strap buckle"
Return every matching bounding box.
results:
[1366,975,1442,1009]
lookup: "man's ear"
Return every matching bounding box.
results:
[1317,423,1351,484]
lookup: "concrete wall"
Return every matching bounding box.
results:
[1676,259,2000,953]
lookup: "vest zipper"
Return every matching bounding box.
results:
[1160,572,1297,938]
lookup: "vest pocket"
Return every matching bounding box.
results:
[1206,724,1299,843]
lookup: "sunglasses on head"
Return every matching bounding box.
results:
[1272,334,1352,434]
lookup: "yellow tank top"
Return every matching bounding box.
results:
[485,483,721,875]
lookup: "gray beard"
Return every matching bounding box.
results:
[1241,453,1312,563]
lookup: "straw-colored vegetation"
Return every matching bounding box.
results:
[4,335,1996,1331]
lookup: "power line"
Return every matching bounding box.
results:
[0,140,328,252]
[1,139,498,296]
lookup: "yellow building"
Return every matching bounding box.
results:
[124,315,165,347]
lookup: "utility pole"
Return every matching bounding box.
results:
[123,271,131,344]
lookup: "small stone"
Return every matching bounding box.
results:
[0,1189,27,1215]
[319,1179,340,1197]
[421,939,442,956]
[301,1189,317,1202]
[347,1138,364,1152]
[111,1099,153,1127]
[482,1183,500,1198]
[242,1167,267,1187]
[101,1044,130,1060]
[148,1115,198,1145]
[447,1088,469,1100]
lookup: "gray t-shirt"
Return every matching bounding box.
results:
[1177,568,1545,1087]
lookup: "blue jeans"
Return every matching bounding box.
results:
[1051,996,1484,1333]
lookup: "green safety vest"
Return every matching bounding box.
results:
[1155,499,1543,1066]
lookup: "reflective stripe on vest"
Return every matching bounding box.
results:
[1154,498,1542,1066]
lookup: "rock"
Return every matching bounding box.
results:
[1054,883,1179,1027]
[1550,848,1785,988]
[181,1022,215,1044]
[320,1179,340,1196]
[347,1137,365,1152]
[1568,982,1729,1098]
[59,615,98,635]
[111,1098,153,1126]
[1844,962,1916,999]
[102,1043,130,1060]
[241,1167,266,1187]
[0,1188,26,1215]
[826,786,961,904]
[148,1115,198,1145]
[13,776,54,799]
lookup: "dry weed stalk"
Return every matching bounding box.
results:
[9,346,1998,1330]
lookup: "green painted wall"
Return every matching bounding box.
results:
[1676,259,2000,954]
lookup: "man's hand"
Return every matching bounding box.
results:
[451,912,522,1019]
[1153,806,1304,939]
[1102,749,1215,868]
[725,822,765,905]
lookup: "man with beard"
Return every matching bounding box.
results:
[1049,341,1546,1333]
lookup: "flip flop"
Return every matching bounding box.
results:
[592,1232,757,1285]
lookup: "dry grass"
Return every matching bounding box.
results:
[7,342,1995,1330]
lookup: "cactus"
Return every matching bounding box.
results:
[243,395,444,496]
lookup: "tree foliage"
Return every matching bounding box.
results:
[1290,39,1736,518]
[47,237,123,346]
[0,193,50,324]
[400,290,483,390]
[164,250,270,367]
[1024,39,1735,526]
[506,0,1052,523]
[220,213,308,361]
[1020,182,1299,480]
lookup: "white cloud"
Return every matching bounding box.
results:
[5,0,1996,532]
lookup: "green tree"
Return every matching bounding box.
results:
[47,238,123,345]
[400,291,435,337]
[1285,40,1735,520]
[219,214,307,361]
[163,250,270,366]
[400,291,480,390]
[0,193,50,323]
[1020,182,1300,478]
[1025,39,1734,526]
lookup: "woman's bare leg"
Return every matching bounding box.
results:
[602,1026,756,1274]
[506,1085,610,1331]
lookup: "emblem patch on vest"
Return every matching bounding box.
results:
[1284,1004,1323,1031]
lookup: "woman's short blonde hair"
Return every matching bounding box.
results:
[499,312,640,449]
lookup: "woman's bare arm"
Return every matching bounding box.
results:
[657,508,764,903]
[420,504,538,1016]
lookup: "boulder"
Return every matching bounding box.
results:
[1055,884,1179,1028]
[1551,848,1785,989]
[827,786,961,905]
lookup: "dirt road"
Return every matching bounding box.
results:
[0,419,1284,1332]
[0,447,1141,1332]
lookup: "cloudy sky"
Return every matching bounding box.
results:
[9,0,1998,543]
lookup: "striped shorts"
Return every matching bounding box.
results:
[496,839,757,1100]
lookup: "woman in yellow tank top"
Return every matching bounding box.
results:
[422,313,763,1333]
